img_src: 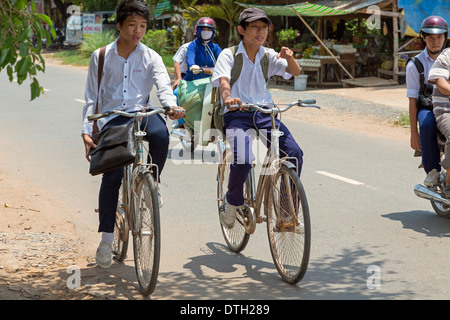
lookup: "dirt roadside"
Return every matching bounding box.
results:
[0,55,411,300]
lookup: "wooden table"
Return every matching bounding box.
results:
[319,55,356,85]
[301,66,320,86]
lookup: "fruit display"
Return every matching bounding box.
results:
[301,47,316,59]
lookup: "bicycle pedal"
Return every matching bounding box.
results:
[239,205,256,235]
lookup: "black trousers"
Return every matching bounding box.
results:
[97,113,169,233]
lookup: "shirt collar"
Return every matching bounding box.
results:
[424,48,435,62]
[237,41,265,61]
[110,37,145,58]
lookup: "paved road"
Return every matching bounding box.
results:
[1,64,450,300]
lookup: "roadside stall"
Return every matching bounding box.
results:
[237,1,403,88]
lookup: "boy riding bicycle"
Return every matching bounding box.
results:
[211,7,302,228]
[81,0,183,269]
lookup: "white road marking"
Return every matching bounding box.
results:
[315,171,365,186]
[74,99,85,103]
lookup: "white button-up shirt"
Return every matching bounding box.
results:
[81,37,177,135]
[406,48,435,99]
[172,41,191,74]
[211,41,291,113]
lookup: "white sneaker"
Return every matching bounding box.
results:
[424,169,440,187]
[220,200,238,228]
[96,241,113,269]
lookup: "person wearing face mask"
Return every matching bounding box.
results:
[184,17,222,81]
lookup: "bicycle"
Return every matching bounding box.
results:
[216,99,319,284]
[88,106,175,296]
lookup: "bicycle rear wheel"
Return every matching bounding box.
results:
[113,179,128,262]
[266,164,310,284]
[217,150,250,252]
[132,171,161,296]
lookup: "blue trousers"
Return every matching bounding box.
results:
[224,112,303,206]
[98,113,169,233]
[418,108,441,173]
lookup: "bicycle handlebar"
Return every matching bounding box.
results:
[87,106,178,121]
[190,66,214,75]
[229,100,320,113]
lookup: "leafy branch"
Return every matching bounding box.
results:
[0,0,56,100]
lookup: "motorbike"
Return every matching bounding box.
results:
[413,133,450,218]
[171,66,216,152]
[48,27,65,51]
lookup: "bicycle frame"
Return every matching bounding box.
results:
[219,100,318,226]
[89,107,173,240]
[125,116,161,236]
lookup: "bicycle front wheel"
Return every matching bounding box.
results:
[132,171,161,296]
[113,180,128,262]
[217,150,250,252]
[266,164,310,284]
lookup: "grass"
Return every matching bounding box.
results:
[50,49,174,72]
[392,113,410,127]
[51,49,91,66]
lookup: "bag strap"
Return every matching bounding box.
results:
[229,45,269,87]
[412,57,426,96]
[229,45,242,88]
[93,46,106,136]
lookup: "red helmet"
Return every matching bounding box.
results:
[420,15,448,36]
[195,17,216,32]
[420,16,448,54]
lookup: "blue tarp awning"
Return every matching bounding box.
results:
[398,0,450,34]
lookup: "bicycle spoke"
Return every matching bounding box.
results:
[266,165,310,284]
[133,172,160,296]
[217,150,250,252]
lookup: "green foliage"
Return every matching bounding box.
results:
[276,28,299,47]
[52,49,91,66]
[182,0,242,46]
[392,113,410,127]
[79,31,117,56]
[80,0,118,11]
[0,0,56,100]
[141,29,170,55]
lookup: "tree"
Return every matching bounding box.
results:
[182,0,243,46]
[0,0,56,101]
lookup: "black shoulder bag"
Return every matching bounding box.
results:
[412,57,434,111]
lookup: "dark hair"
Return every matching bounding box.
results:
[237,20,248,40]
[116,0,150,25]
[238,19,269,40]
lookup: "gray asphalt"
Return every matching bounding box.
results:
[269,83,404,120]
[1,64,450,300]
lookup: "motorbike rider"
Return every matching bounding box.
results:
[184,17,222,81]
[171,41,192,129]
[406,15,448,187]
[428,19,450,196]
[171,18,222,129]
[172,41,192,91]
